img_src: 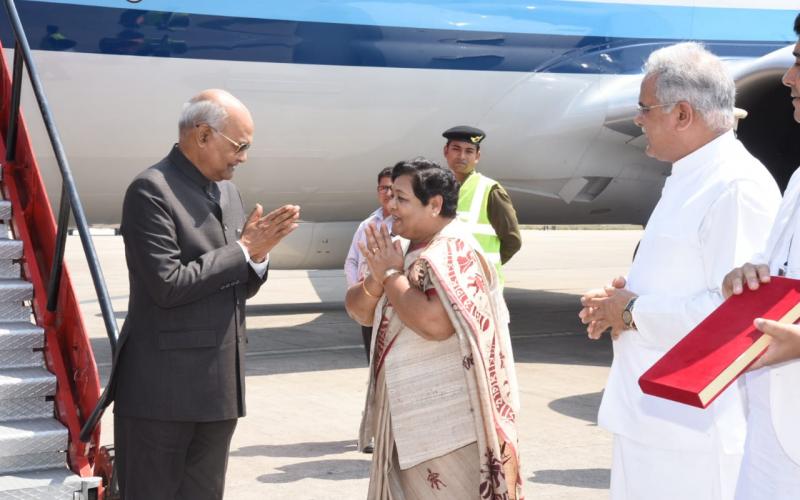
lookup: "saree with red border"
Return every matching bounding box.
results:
[360,221,522,500]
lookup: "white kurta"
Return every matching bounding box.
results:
[598,131,781,499]
[344,207,393,287]
[735,167,800,500]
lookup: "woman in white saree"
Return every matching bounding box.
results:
[346,158,522,500]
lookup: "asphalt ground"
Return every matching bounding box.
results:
[65,229,642,499]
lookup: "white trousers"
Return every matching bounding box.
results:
[611,434,742,500]
[735,370,800,500]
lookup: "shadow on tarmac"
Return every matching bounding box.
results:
[513,334,611,367]
[548,391,604,424]
[528,468,610,489]
[505,288,586,334]
[255,459,371,483]
[231,440,359,458]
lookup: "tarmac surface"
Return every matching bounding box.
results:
[65,228,642,499]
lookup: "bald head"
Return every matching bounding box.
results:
[177,89,255,182]
[179,89,252,138]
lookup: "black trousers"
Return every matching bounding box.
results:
[114,415,237,500]
[361,325,373,363]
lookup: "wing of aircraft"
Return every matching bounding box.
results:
[0,0,797,268]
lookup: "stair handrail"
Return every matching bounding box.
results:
[2,0,118,438]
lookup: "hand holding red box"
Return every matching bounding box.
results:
[639,277,800,409]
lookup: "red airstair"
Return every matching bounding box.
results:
[0,0,118,498]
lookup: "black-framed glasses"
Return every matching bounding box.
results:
[377,185,392,193]
[197,124,251,154]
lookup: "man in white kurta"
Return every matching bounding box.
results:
[580,42,781,500]
[721,22,800,500]
[345,167,394,362]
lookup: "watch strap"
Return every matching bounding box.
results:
[623,297,638,329]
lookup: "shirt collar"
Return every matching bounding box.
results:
[372,207,391,221]
[169,144,215,191]
[671,130,735,178]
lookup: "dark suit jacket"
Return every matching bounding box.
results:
[108,145,267,421]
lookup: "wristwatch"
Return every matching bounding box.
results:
[621,297,637,330]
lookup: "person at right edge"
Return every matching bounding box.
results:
[721,12,800,500]
[442,126,521,286]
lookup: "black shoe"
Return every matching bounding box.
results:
[362,444,374,454]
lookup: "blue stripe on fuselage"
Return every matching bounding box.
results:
[0,1,793,74]
[27,0,799,42]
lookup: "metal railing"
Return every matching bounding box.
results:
[2,0,119,441]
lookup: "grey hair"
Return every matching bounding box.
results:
[178,97,228,134]
[644,42,735,132]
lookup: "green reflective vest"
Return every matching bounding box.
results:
[457,172,503,283]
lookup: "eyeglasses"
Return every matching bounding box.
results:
[197,124,251,154]
[377,185,392,193]
[637,102,678,114]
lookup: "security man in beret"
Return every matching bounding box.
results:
[443,125,521,283]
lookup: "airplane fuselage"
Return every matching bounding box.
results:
[1,0,798,267]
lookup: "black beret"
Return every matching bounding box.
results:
[442,125,486,146]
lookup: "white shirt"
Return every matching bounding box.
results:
[744,166,800,465]
[344,207,393,287]
[598,131,781,452]
[235,241,268,278]
[752,167,800,277]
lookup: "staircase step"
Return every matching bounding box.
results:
[0,348,41,369]
[0,280,32,303]
[0,200,10,221]
[0,468,100,499]
[0,303,32,323]
[0,238,22,260]
[0,418,67,458]
[0,451,66,475]
[0,397,53,423]
[0,259,20,279]
[0,367,56,400]
[0,323,44,351]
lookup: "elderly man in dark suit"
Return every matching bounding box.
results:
[110,89,300,499]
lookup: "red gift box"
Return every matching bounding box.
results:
[639,276,800,409]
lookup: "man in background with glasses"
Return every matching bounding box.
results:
[107,89,301,499]
[579,43,780,499]
[345,166,395,365]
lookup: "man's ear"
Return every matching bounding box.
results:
[675,101,694,131]
[194,124,209,146]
